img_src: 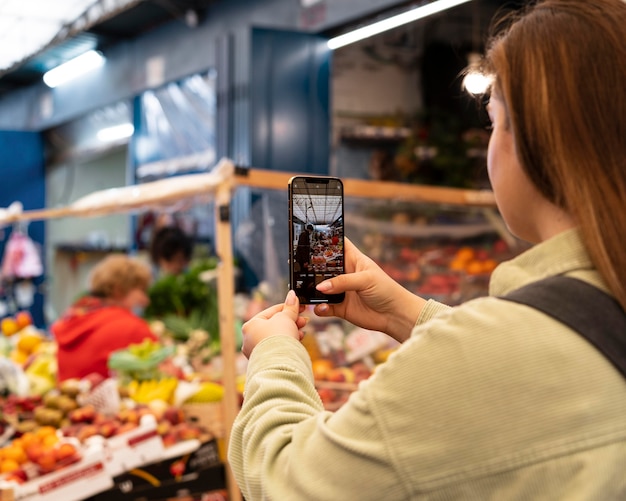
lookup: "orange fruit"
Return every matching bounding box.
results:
[35,426,57,439]
[17,432,37,449]
[36,451,57,472]
[448,258,467,272]
[465,260,485,275]
[3,446,27,465]
[16,332,43,354]
[481,259,498,274]
[2,317,19,336]
[41,434,59,448]
[455,247,475,263]
[15,311,32,329]
[55,442,78,461]
[0,458,20,473]
[10,349,29,365]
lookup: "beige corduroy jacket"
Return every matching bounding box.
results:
[229,229,626,500]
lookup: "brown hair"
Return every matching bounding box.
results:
[89,254,152,299]
[484,0,626,310]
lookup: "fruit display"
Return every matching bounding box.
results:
[0,372,220,500]
[107,338,175,382]
[346,202,528,305]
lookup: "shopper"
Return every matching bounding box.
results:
[294,223,313,272]
[51,254,157,381]
[149,225,193,276]
[228,0,626,499]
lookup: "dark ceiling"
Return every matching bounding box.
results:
[0,0,218,97]
[0,0,525,99]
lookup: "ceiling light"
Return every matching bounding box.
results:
[463,72,492,95]
[43,50,105,88]
[97,123,134,142]
[327,0,473,50]
[463,52,492,95]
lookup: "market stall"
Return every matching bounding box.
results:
[0,157,504,500]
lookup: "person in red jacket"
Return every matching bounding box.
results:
[51,254,157,381]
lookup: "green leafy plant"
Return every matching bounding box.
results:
[145,257,220,353]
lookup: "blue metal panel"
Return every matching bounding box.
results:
[251,28,330,174]
[0,130,46,326]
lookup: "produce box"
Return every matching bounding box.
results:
[102,414,165,477]
[182,402,224,438]
[85,439,225,501]
[0,441,113,501]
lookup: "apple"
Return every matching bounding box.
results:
[156,420,172,436]
[174,423,201,441]
[115,422,138,435]
[25,444,45,463]
[55,442,78,462]
[77,424,99,442]
[97,420,119,438]
[117,408,140,425]
[82,372,106,390]
[163,406,184,426]
[326,367,355,384]
[161,432,178,448]
[69,405,97,424]
[170,459,186,477]
[4,468,28,484]
[36,449,58,472]
[316,388,337,405]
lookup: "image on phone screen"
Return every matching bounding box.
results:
[289,176,345,304]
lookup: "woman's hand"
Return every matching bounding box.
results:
[313,238,426,343]
[241,290,308,358]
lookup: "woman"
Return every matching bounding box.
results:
[52,254,157,381]
[149,225,193,276]
[228,1,626,499]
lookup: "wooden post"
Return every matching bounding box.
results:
[214,181,242,501]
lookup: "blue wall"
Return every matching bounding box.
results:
[0,130,45,326]
[250,28,330,174]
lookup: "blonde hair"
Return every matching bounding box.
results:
[484,0,626,310]
[89,254,152,299]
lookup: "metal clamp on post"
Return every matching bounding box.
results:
[234,165,250,177]
[219,204,230,222]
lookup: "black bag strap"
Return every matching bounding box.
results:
[500,275,626,379]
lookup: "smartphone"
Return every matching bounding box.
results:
[288,175,345,304]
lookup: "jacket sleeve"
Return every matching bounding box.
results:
[228,335,409,500]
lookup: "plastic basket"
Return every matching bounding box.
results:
[79,378,121,416]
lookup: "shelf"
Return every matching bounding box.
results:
[55,244,129,254]
[347,214,496,239]
[340,125,411,142]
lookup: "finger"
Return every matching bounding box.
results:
[343,237,362,273]
[316,270,371,295]
[254,303,285,320]
[281,290,300,321]
[313,302,335,318]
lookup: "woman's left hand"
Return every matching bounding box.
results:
[241,290,308,358]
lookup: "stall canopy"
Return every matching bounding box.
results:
[0,157,235,225]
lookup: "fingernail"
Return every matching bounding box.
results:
[318,303,329,313]
[286,290,296,305]
[316,281,331,292]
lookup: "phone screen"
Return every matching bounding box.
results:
[288,176,345,304]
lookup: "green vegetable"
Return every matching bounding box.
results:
[144,257,220,354]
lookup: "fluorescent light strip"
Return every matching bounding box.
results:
[328,0,473,50]
[43,50,105,88]
[97,123,134,142]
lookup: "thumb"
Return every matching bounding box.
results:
[282,290,300,320]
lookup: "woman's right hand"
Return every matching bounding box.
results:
[313,238,426,343]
